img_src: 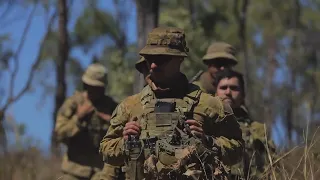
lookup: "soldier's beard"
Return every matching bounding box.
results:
[150,73,180,89]
[147,73,187,92]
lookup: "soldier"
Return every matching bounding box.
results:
[214,69,276,180]
[99,27,244,180]
[55,63,118,180]
[192,42,238,94]
[98,57,150,180]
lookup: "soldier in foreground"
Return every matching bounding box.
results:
[214,69,276,180]
[55,63,118,180]
[192,42,238,94]
[100,27,244,180]
[98,57,149,180]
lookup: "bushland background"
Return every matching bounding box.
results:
[1,0,320,179]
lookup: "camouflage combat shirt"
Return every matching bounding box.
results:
[193,71,216,94]
[99,73,244,180]
[230,107,276,180]
[55,91,117,178]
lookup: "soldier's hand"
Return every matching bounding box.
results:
[123,117,141,140]
[185,119,204,138]
[97,112,111,122]
[76,93,94,119]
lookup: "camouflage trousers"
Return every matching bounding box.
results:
[98,163,125,180]
[59,172,102,180]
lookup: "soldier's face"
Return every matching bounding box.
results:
[216,77,243,108]
[84,84,105,102]
[207,60,233,77]
[145,56,182,83]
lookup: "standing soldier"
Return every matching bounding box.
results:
[100,27,244,180]
[215,69,276,180]
[192,42,238,94]
[98,56,150,180]
[55,63,118,180]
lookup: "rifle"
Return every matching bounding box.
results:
[189,70,204,83]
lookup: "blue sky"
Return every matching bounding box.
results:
[0,1,289,152]
[0,1,137,151]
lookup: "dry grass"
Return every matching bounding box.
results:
[0,146,62,180]
[254,126,320,180]
[1,127,320,180]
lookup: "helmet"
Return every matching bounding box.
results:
[82,63,107,87]
[202,42,238,65]
[139,27,189,57]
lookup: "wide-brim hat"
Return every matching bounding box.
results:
[139,27,189,57]
[82,63,107,87]
[202,42,238,65]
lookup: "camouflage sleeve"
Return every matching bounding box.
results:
[210,111,244,166]
[196,95,244,166]
[54,96,83,144]
[99,101,130,166]
[250,122,277,158]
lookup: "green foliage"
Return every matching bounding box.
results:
[29,0,320,149]
[73,7,124,53]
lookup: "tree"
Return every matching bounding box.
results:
[51,0,70,156]
[134,0,160,93]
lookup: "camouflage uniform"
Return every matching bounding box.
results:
[98,57,150,180]
[99,27,244,180]
[55,64,118,180]
[193,42,238,94]
[229,107,276,180]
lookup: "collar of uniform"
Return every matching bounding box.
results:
[199,71,216,94]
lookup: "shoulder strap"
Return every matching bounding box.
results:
[183,83,202,112]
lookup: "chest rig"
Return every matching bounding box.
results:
[124,86,214,180]
[75,92,110,149]
[87,110,110,148]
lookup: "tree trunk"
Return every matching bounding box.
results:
[0,110,6,153]
[264,37,277,131]
[51,0,69,156]
[239,0,250,107]
[285,0,301,147]
[133,0,159,94]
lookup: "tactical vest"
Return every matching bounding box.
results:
[124,85,217,180]
[88,110,110,148]
[75,91,111,149]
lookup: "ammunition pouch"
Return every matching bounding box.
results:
[124,95,223,179]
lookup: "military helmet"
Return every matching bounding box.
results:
[82,63,107,87]
[202,42,238,65]
[139,27,189,57]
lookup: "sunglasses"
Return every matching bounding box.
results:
[145,56,172,66]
